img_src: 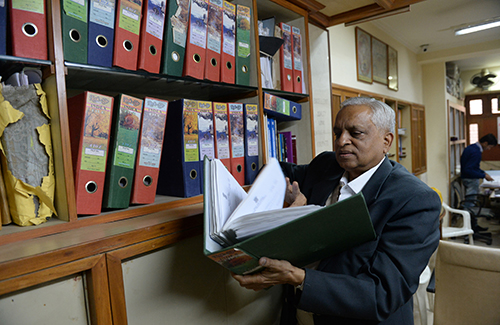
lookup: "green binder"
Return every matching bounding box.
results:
[161,0,191,76]
[102,94,143,209]
[61,0,88,64]
[235,4,251,86]
[203,157,376,275]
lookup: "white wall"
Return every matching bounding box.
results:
[328,23,423,104]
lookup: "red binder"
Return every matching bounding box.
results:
[130,97,168,204]
[113,0,143,70]
[212,102,231,171]
[291,26,303,93]
[204,0,223,82]
[220,1,235,84]
[67,92,114,215]
[279,22,293,92]
[9,0,47,60]
[227,102,245,185]
[137,0,167,73]
[183,0,208,80]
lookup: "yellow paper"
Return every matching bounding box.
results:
[0,84,57,226]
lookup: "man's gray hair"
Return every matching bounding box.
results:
[340,97,395,134]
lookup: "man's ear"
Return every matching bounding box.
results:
[383,132,394,154]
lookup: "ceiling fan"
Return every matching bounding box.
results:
[470,69,497,90]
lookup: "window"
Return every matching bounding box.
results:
[469,99,483,115]
[469,123,478,144]
[492,97,499,114]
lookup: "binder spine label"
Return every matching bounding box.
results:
[245,104,259,157]
[114,96,143,168]
[118,0,141,35]
[198,101,215,160]
[229,103,244,158]
[89,0,115,28]
[170,0,190,47]
[63,0,88,23]
[81,93,113,172]
[183,100,200,162]
[282,24,292,70]
[214,103,230,159]
[207,248,261,275]
[12,0,44,14]
[145,0,166,39]
[206,0,222,53]
[138,98,168,168]
[189,0,208,48]
[292,26,302,71]
[222,1,235,56]
[236,5,250,58]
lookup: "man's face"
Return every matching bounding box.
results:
[334,105,393,180]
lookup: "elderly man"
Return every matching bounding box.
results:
[232,97,441,324]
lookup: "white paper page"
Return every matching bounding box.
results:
[226,158,286,224]
[213,159,247,234]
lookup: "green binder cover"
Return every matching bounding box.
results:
[203,157,376,275]
[161,0,191,76]
[61,0,88,64]
[235,4,251,86]
[102,94,143,209]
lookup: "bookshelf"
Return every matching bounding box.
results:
[0,0,316,322]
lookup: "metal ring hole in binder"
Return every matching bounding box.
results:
[22,23,38,37]
[237,164,242,173]
[96,35,108,48]
[172,51,180,62]
[85,181,98,194]
[226,61,232,70]
[193,53,201,63]
[242,65,248,73]
[292,106,297,113]
[251,162,257,171]
[118,177,128,188]
[297,76,301,82]
[211,58,217,67]
[287,74,291,81]
[143,175,153,187]
[123,40,133,52]
[189,169,197,180]
[149,45,157,56]
[69,29,81,43]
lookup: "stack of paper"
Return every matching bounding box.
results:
[207,157,322,245]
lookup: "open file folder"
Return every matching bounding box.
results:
[203,156,376,275]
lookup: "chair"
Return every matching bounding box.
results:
[433,240,500,325]
[441,202,474,244]
[450,179,494,245]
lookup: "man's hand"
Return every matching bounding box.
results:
[231,257,305,291]
[285,177,307,207]
[485,173,494,182]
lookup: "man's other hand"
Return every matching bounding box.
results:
[285,177,307,207]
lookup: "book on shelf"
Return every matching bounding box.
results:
[203,156,376,275]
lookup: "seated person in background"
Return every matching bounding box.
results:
[460,133,498,196]
[232,97,441,324]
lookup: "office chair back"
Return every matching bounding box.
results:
[434,240,500,325]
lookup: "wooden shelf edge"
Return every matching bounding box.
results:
[0,195,203,246]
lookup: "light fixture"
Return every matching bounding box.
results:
[344,6,411,27]
[455,16,500,36]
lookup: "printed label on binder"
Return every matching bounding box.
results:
[222,1,235,56]
[236,5,250,58]
[145,0,165,39]
[189,0,208,48]
[214,103,230,159]
[183,100,200,162]
[245,104,258,157]
[90,0,115,27]
[114,97,142,168]
[138,98,168,168]
[118,0,141,34]
[171,0,190,47]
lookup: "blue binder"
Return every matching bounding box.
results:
[243,103,259,185]
[87,0,115,67]
[0,0,7,55]
[157,99,201,198]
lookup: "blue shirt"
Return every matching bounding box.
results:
[460,142,486,179]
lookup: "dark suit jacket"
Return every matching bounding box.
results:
[279,152,441,325]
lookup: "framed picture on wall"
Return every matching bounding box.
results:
[371,36,388,85]
[388,46,398,91]
[355,27,372,84]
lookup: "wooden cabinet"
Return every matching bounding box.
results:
[448,100,466,180]
[0,0,315,323]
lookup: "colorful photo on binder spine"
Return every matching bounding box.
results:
[0,84,57,226]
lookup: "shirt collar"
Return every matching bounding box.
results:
[475,142,483,153]
[340,157,386,194]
